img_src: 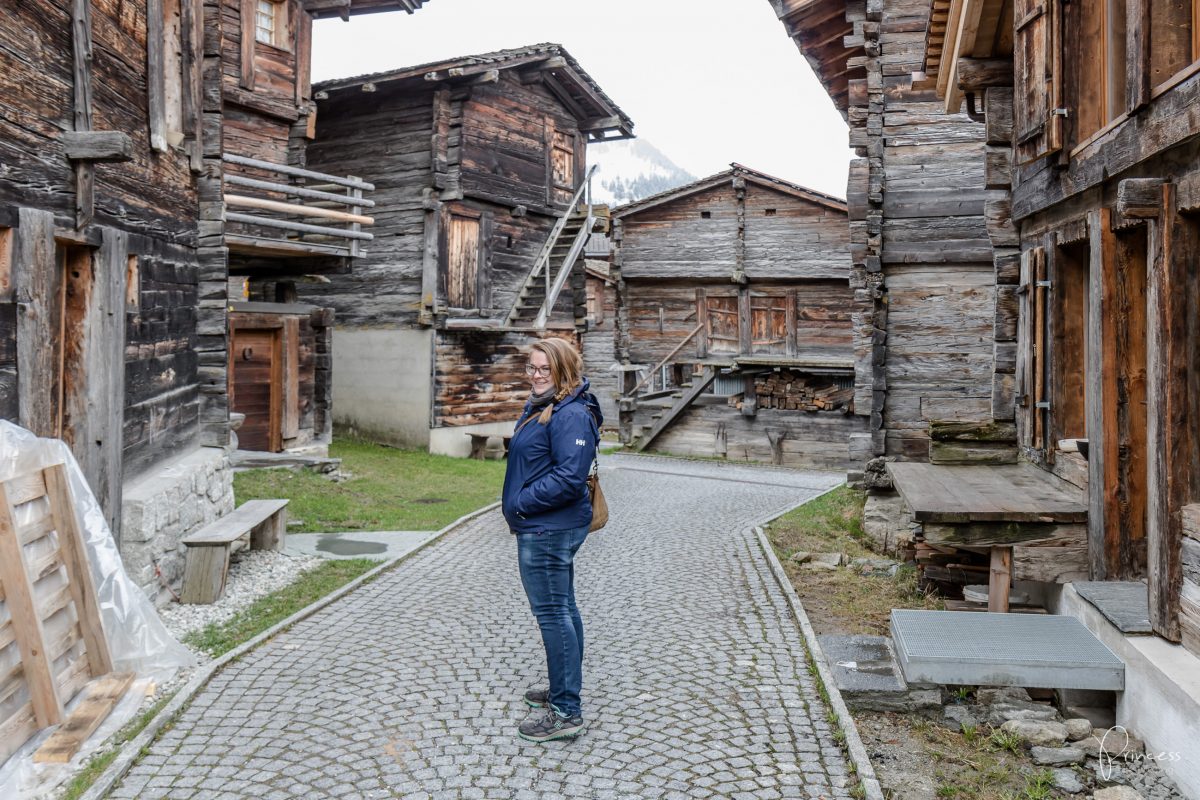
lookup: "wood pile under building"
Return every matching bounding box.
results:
[737,370,853,413]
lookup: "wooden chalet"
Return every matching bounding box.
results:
[294,44,634,456]
[610,165,866,470]
[773,0,1200,789]
[0,0,423,599]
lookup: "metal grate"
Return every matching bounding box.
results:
[891,610,1125,690]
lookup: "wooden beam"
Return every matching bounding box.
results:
[14,209,58,438]
[1117,177,1166,219]
[62,131,134,163]
[34,672,134,764]
[956,57,1013,90]
[1087,208,1121,579]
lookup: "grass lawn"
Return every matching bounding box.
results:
[234,438,506,533]
[766,485,942,637]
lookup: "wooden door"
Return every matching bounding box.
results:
[230,328,281,452]
[447,213,480,309]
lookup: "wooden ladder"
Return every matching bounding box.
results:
[634,366,719,452]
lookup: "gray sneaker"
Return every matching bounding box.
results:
[523,688,550,709]
[518,708,585,742]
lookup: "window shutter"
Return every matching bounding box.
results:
[1017,245,1049,449]
[1013,0,1063,164]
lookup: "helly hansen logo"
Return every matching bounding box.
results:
[576,439,586,446]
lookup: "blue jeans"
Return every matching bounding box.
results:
[516,524,589,717]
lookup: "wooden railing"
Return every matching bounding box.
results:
[531,166,597,328]
[222,153,375,258]
[623,323,705,399]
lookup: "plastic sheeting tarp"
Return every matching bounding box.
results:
[0,421,195,798]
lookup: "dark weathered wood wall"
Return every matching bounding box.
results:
[843,0,999,463]
[581,275,618,426]
[1,0,205,510]
[433,329,578,428]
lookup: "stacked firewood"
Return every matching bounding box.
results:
[734,371,853,412]
[911,541,989,595]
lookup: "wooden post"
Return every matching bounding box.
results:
[71,0,95,228]
[147,0,167,152]
[1087,208,1120,580]
[14,209,59,438]
[239,0,256,91]
[1126,0,1151,111]
[989,546,1013,612]
[1146,184,1191,641]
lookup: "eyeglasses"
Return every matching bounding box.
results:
[525,364,552,377]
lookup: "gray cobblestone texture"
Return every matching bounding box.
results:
[110,455,848,798]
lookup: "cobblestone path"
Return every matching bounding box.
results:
[112,456,849,800]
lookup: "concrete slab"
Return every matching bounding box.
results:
[819,634,907,694]
[285,530,436,561]
[891,609,1125,690]
[1072,581,1153,634]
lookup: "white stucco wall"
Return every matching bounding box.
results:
[332,328,433,448]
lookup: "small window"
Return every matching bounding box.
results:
[764,208,777,217]
[254,0,288,48]
[700,211,712,219]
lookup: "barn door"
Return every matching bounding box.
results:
[446,212,480,309]
[1014,0,1063,163]
[230,328,282,452]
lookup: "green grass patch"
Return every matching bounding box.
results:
[61,690,177,800]
[183,558,377,657]
[767,484,873,557]
[233,438,505,533]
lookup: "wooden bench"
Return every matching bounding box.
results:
[466,433,514,460]
[180,499,289,604]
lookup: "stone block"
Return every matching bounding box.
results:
[1000,719,1068,746]
[1030,746,1085,766]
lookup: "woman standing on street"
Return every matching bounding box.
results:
[502,338,602,742]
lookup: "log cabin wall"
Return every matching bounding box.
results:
[581,269,619,426]
[842,0,1001,465]
[0,0,209,540]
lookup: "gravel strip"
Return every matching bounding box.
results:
[158,549,321,658]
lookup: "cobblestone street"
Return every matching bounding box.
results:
[111,456,849,800]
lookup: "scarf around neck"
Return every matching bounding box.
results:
[529,386,557,407]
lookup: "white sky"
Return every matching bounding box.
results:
[312,0,853,198]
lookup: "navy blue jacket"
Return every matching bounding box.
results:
[502,378,602,533]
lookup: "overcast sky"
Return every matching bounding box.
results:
[312,0,853,198]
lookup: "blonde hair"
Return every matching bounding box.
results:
[529,338,582,424]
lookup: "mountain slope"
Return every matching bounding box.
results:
[587,139,696,207]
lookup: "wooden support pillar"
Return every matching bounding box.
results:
[1146,183,1194,641]
[989,546,1013,612]
[1087,208,1121,579]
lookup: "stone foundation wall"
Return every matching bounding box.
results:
[120,446,234,604]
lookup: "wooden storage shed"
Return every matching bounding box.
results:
[611,165,867,470]
[296,44,634,455]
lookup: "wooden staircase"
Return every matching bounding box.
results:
[505,166,597,329]
[634,366,718,451]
